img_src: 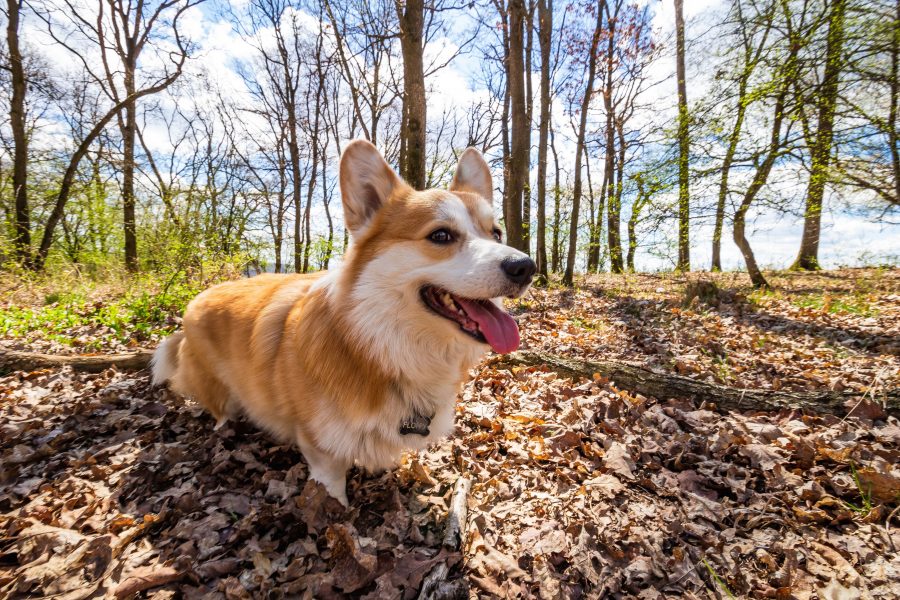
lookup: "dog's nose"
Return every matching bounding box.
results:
[501,256,537,285]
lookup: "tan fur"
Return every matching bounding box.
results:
[153,140,533,505]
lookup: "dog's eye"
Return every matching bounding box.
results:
[429,228,455,244]
[492,228,503,242]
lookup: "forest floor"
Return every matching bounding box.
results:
[1,267,898,599]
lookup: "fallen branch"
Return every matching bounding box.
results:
[417,477,471,600]
[441,477,471,550]
[0,348,154,374]
[496,351,900,418]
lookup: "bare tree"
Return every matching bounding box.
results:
[711,0,772,271]
[733,8,801,289]
[322,0,402,149]
[4,0,29,264]
[792,0,847,270]
[674,0,690,271]
[834,0,899,214]
[395,0,426,189]
[506,0,529,252]
[534,0,552,280]
[563,1,604,286]
[30,0,199,271]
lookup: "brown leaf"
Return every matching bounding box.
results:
[410,459,437,487]
[854,467,900,504]
[326,523,378,593]
[473,543,527,580]
[603,442,636,480]
[739,444,786,470]
[294,479,345,533]
[114,566,181,599]
[583,473,625,499]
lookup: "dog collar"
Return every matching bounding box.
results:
[400,409,433,436]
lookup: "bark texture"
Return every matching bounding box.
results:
[497,351,900,417]
[674,0,691,272]
[563,4,604,286]
[7,0,30,266]
[792,0,846,271]
[506,0,529,252]
[397,0,427,190]
[535,0,552,280]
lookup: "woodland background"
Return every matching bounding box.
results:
[1,0,898,285]
[2,1,900,597]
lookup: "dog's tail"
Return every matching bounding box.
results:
[151,331,184,386]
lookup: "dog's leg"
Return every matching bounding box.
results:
[295,428,350,506]
[213,394,241,430]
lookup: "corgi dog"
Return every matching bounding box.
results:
[151,140,535,505]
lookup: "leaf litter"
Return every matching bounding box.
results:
[1,268,899,598]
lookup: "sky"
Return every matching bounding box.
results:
[14,0,900,272]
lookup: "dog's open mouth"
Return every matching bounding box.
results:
[420,285,520,354]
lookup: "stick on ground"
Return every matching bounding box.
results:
[417,477,471,600]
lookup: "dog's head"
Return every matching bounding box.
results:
[334,140,534,377]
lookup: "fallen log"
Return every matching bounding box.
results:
[0,348,154,374]
[4,347,895,418]
[495,351,900,418]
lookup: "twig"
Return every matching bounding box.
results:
[442,477,471,550]
[840,366,887,424]
[417,477,471,600]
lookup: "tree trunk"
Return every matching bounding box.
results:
[674,0,691,272]
[535,0,552,281]
[550,124,561,273]
[396,0,426,189]
[586,151,602,273]
[122,69,138,272]
[287,95,303,273]
[522,0,534,253]
[613,120,626,267]
[792,0,846,271]
[0,349,155,374]
[733,53,794,289]
[712,83,749,272]
[303,36,325,273]
[506,0,528,252]
[627,178,646,272]
[322,145,333,270]
[7,0,30,266]
[603,12,623,274]
[500,4,512,234]
[563,6,604,286]
[891,0,899,206]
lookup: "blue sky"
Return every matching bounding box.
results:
[19,0,900,271]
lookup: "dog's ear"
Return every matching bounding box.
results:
[340,140,405,236]
[450,147,493,202]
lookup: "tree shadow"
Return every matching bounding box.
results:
[733,305,899,356]
[0,371,458,599]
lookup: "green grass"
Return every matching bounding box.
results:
[747,285,878,317]
[791,293,877,316]
[842,462,875,517]
[568,316,597,330]
[0,266,228,348]
[0,287,192,347]
[702,558,735,599]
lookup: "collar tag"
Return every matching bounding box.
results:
[400,410,433,436]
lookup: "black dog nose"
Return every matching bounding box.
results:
[501,256,537,285]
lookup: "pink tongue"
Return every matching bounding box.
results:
[454,297,520,354]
